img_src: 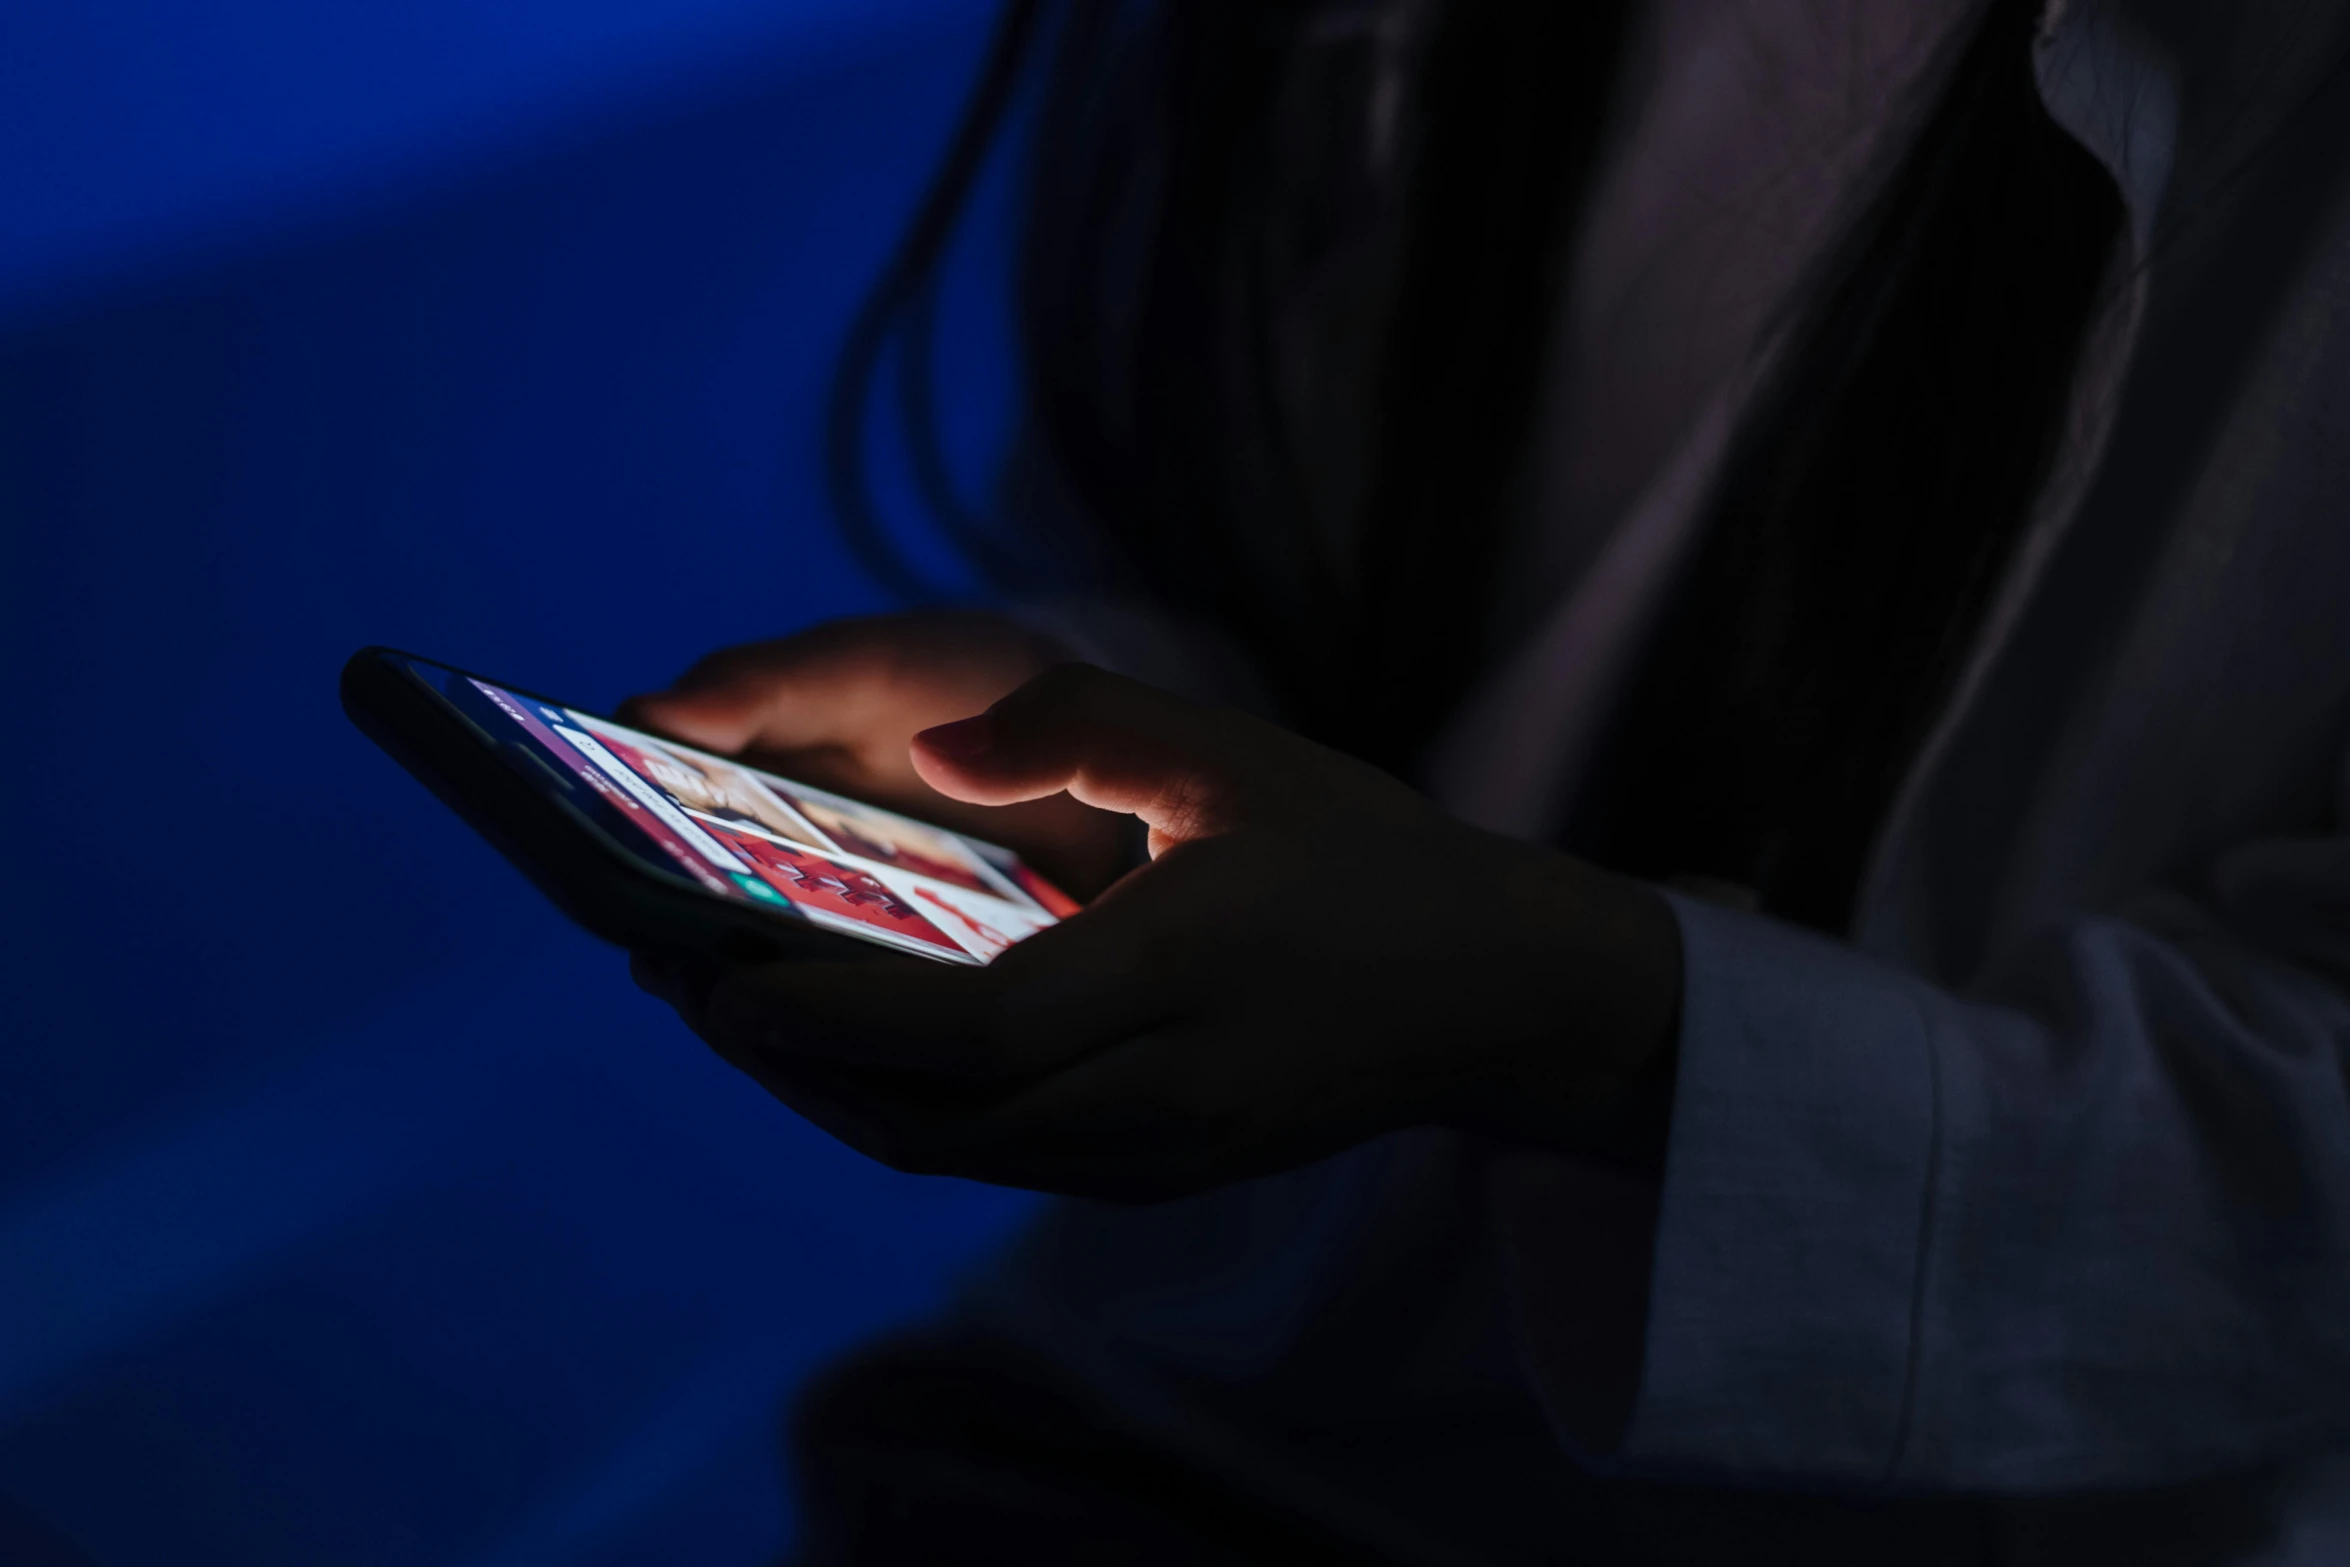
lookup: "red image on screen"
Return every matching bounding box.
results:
[770,786,1007,896]
[715,830,967,957]
[893,877,1054,962]
[1001,862,1082,919]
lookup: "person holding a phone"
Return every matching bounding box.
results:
[619,0,2350,1560]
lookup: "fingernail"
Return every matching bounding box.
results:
[920,713,995,760]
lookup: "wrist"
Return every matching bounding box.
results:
[1457,855,1685,1170]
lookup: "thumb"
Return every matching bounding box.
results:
[910,664,1354,852]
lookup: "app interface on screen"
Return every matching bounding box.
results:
[420,662,1079,964]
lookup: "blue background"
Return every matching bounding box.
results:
[0,2,1042,1560]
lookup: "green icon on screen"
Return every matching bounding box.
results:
[731,873,788,905]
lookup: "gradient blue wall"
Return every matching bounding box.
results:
[0,4,1040,1561]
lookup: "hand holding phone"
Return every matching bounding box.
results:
[643,664,1685,1202]
[352,641,1680,1201]
[619,612,1133,901]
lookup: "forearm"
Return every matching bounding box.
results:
[1504,877,2350,1491]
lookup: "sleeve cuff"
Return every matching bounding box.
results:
[1614,890,1943,1483]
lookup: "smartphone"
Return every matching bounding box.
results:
[343,647,1081,966]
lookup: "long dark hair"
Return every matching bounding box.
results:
[832,0,1634,761]
[831,0,2122,929]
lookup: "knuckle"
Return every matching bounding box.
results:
[1149,773,1225,842]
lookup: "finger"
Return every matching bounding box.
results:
[910,665,1291,848]
[813,1020,1257,1201]
[699,885,1186,1081]
[744,1058,1042,1182]
[630,951,682,1006]
[675,1030,928,1168]
[656,970,1023,1177]
[905,1013,1401,1202]
[630,951,727,1019]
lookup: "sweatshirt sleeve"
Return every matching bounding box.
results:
[1497,822,2350,1492]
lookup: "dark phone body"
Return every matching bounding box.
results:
[342,646,926,966]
